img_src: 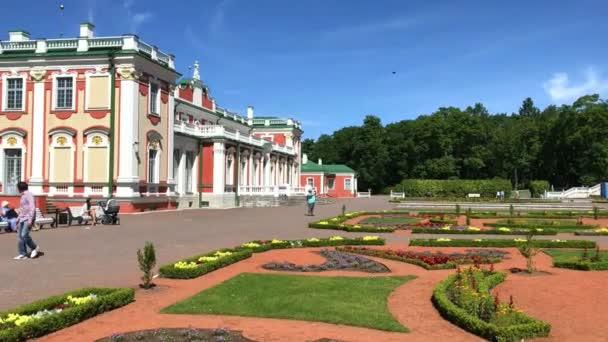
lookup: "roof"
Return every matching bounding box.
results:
[301,160,355,174]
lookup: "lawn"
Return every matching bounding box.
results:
[163,273,415,332]
[544,249,608,262]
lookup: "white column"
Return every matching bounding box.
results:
[320,174,324,195]
[177,152,185,194]
[116,68,140,197]
[264,154,271,187]
[28,71,46,194]
[213,142,225,194]
[351,175,355,195]
[248,150,253,186]
[166,88,175,193]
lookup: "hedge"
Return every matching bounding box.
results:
[552,260,608,271]
[160,237,386,279]
[432,272,551,341]
[308,210,416,233]
[395,179,512,198]
[0,288,134,342]
[410,238,596,248]
[484,221,598,230]
[411,227,557,235]
[574,230,608,236]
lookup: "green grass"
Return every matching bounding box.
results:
[543,249,608,263]
[163,273,414,332]
[359,216,418,224]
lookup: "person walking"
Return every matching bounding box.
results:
[307,189,317,216]
[14,181,39,260]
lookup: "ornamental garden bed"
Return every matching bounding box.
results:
[96,328,257,342]
[159,236,385,279]
[410,238,596,248]
[544,248,608,271]
[0,288,134,342]
[309,211,411,232]
[574,227,608,236]
[432,267,551,341]
[336,246,507,270]
[262,249,390,273]
[484,219,598,231]
[162,273,414,332]
[412,225,557,235]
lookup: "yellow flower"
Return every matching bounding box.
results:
[437,238,452,242]
[199,256,219,263]
[271,239,285,244]
[307,237,320,242]
[242,242,261,248]
[331,217,339,221]
[595,228,608,233]
[353,225,362,229]
[174,261,198,269]
[66,294,97,306]
[441,226,451,230]
[329,236,344,241]
[551,239,566,242]
[473,239,483,242]
[362,236,379,241]
[514,238,527,242]
[498,227,511,232]
[467,226,481,231]
[213,251,233,258]
[318,221,329,225]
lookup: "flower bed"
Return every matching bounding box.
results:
[574,228,608,236]
[412,226,557,235]
[160,236,386,279]
[432,268,551,341]
[0,288,134,342]
[410,238,596,248]
[544,248,608,271]
[484,219,598,230]
[263,249,390,273]
[336,246,506,270]
[308,210,420,232]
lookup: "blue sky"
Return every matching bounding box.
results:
[2,0,608,138]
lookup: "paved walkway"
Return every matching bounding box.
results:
[0,197,392,310]
[2,196,607,310]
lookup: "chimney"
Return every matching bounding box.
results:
[247,106,254,119]
[318,158,322,165]
[302,154,308,164]
[79,22,95,38]
[8,30,30,42]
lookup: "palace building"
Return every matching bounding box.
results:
[0,23,309,212]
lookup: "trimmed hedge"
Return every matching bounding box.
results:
[160,237,387,279]
[553,260,608,271]
[395,179,512,198]
[0,288,134,342]
[411,227,557,235]
[574,230,608,236]
[309,210,416,233]
[159,249,253,279]
[432,272,551,341]
[484,221,598,230]
[410,238,596,248]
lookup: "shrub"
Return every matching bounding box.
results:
[517,233,540,273]
[411,227,557,235]
[552,260,608,271]
[529,180,550,198]
[137,241,156,289]
[399,179,512,198]
[432,270,550,341]
[159,249,253,279]
[0,288,134,342]
[484,220,598,230]
[410,238,596,248]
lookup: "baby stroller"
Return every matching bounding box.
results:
[97,198,120,225]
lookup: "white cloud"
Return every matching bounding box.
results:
[131,12,153,32]
[543,67,608,102]
[209,0,234,35]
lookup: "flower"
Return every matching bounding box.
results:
[535,228,544,232]
[551,239,566,242]
[441,226,451,230]
[318,221,329,225]
[174,261,198,269]
[331,218,340,221]
[329,236,344,241]
[198,256,219,263]
[437,238,452,242]
[473,239,483,242]
[514,238,527,242]
[467,226,481,231]
[66,294,98,306]
[362,236,379,241]
[271,239,285,244]
[595,228,608,233]
[242,242,261,248]
[498,227,511,232]
[307,237,320,242]
[352,225,362,229]
[213,251,233,258]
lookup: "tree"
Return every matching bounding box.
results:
[137,241,157,289]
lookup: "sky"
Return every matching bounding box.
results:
[2,0,608,138]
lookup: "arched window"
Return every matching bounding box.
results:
[49,128,76,194]
[83,128,109,195]
[0,130,26,194]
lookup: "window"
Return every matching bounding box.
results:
[56,77,73,109]
[3,149,22,194]
[6,78,23,110]
[307,177,314,186]
[185,152,194,193]
[150,83,159,114]
[327,177,335,190]
[148,149,158,183]
[344,178,352,191]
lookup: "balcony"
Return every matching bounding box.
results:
[174,122,295,155]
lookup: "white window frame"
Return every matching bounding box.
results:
[85,72,111,110]
[344,177,352,191]
[0,132,26,194]
[149,81,160,115]
[307,177,314,187]
[2,74,26,112]
[51,73,76,111]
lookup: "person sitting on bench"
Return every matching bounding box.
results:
[0,201,18,232]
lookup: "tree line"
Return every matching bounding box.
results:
[302,95,608,193]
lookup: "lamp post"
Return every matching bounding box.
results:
[107,54,116,198]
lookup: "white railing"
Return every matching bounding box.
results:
[238,185,305,197]
[544,183,601,199]
[136,40,153,55]
[47,39,78,49]
[390,190,405,199]
[174,122,296,155]
[1,41,36,50]
[357,190,372,198]
[88,37,123,48]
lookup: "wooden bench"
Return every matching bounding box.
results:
[35,208,55,229]
[466,193,481,198]
[66,206,92,226]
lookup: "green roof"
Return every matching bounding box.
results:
[301,160,355,174]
